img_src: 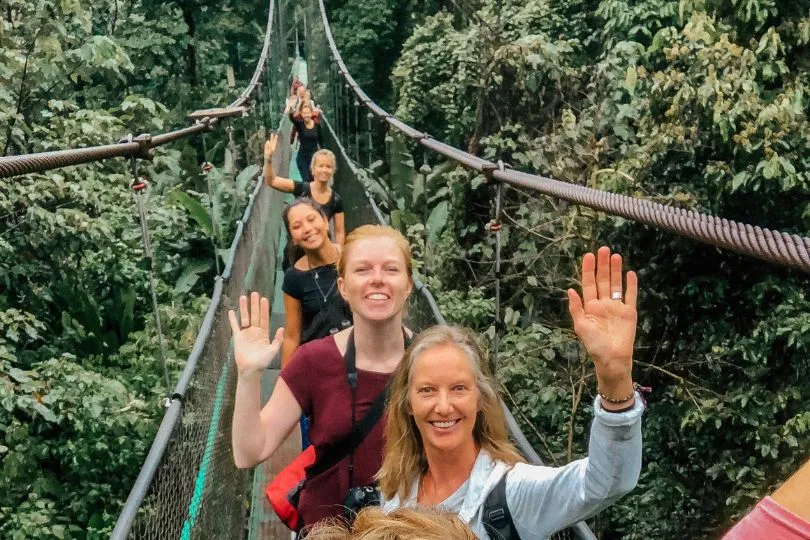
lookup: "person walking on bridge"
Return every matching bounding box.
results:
[264,133,345,245]
[230,225,415,532]
[378,247,644,539]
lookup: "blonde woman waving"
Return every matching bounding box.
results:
[378,247,644,539]
[264,133,345,245]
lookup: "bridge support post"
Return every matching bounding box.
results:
[200,132,222,276]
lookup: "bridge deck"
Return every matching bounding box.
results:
[248,58,308,540]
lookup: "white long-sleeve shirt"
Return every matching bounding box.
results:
[382,394,644,539]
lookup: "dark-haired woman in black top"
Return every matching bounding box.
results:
[279,198,351,367]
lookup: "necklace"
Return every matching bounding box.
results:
[305,243,339,279]
[312,271,336,303]
[306,244,339,303]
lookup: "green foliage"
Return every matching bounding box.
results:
[391,0,810,537]
[0,0,266,535]
[324,0,445,107]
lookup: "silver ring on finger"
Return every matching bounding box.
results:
[610,291,623,300]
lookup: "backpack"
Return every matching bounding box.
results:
[299,295,352,344]
[482,473,521,540]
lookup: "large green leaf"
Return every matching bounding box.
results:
[389,132,415,209]
[235,165,261,195]
[173,260,213,296]
[168,190,213,237]
[425,200,449,247]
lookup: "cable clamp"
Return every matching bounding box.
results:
[130,177,148,192]
[481,163,497,183]
[485,219,502,233]
[132,133,153,159]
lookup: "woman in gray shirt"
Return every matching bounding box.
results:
[378,247,644,539]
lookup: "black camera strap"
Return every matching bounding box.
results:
[305,328,411,482]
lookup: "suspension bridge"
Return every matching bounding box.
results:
[1,0,808,539]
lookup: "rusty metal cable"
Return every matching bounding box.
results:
[316,0,810,273]
[0,0,276,180]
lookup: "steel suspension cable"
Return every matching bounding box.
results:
[315,0,810,274]
[129,157,171,395]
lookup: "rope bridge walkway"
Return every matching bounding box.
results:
[1,0,808,539]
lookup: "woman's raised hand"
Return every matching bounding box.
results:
[228,292,284,375]
[264,134,278,162]
[567,247,637,392]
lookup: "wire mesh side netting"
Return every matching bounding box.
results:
[117,36,294,536]
[125,133,289,540]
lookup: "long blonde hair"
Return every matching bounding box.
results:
[304,507,475,539]
[377,325,524,499]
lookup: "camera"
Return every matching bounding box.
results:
[343,485,381,520]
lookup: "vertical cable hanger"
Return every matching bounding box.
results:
[484,160,506,371]
[366,111,374,168]
[353,98,360,163]
[128,138,171,396]
[200,129,222,276]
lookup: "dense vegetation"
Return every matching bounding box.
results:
[0,1,267,536]
[367,0,810,538]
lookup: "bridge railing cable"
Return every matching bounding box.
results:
[314,0,810,274]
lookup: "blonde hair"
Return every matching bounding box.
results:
[378,325,524,500]
[337,225,413,279]
[311,148,337,172]
[304,507,475,540]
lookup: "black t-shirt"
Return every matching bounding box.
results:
[290,114,322,155]
[282,263,351,343]
[291,181,344,220]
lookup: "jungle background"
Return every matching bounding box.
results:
[1,0,809,538]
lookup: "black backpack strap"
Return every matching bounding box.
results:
[346,327,412,390]
[305,381,388,479]
[482,473,522,540]
[306,328,407,479]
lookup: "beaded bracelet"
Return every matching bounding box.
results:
[599,382,649,404]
